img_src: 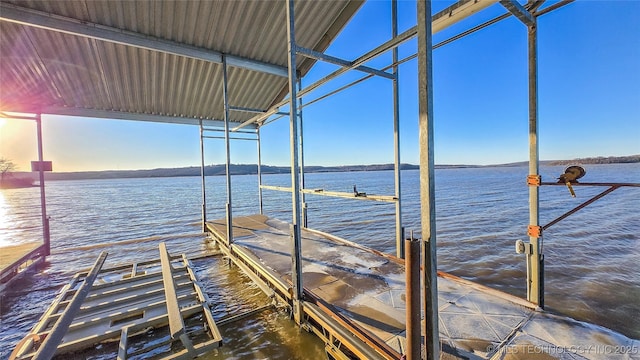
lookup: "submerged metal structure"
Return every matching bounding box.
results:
[3,0,638,359]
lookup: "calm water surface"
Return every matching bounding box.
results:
[1,164,638,358]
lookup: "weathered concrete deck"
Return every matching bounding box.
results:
[208,215,639,360]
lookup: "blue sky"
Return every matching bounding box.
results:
[1,0,638,172]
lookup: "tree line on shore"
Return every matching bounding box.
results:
[1,155,638,184]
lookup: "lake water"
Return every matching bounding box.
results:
[1,163,638,358]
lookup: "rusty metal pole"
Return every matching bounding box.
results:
[286,0,304,325]
[527,18,543,307]
[405,236,421,360]
[417,0,440,358]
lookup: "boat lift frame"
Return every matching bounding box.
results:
[193,0,639,358]
[3,0,637,359]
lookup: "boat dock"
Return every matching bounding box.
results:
[206,215,639,360]
[0,242,47,292]
[2,0,639,359]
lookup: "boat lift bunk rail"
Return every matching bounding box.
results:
[10,244,222,360]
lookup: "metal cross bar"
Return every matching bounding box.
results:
[202,127,257,134]
[500,0,535,26]
[540,182,640,187]
[202,136,258,141]
[228,106,271,114]
[542,185,629,231]
[260,185,398,203]
[534,0,574,17]
[236,0,500,132]
[295,46,394,79]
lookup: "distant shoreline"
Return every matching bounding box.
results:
[8,155,639,182]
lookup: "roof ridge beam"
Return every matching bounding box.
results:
[499,0,535,26]
[0,2,288,77]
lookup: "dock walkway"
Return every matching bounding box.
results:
[207,215,639,360]
[0,242,46,292]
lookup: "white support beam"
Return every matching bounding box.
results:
[500,0,535,26]
[0,2,288,78]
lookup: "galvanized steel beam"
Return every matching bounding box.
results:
[32,251,108,360]
[199,120,207,232]
[295,46,394,79]
[298,78,308,228]
[260,185,398,203]
[237,0,500,132]
[533,0,574,17]
[38,107,251,129]
[392,0,404,259]
[35,114,50,256]
[0,3,288,78]
[499,0,535,26]
[286,0,304,326]
[222,57,234,247]
[257,128,264,215]
[228,106,270,114]
[417,0,440,358]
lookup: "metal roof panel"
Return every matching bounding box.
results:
[0,0,363,125]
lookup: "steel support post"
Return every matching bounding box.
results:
[527,20,543,307]
[392,0,404,259]
[35,114,50,256]
[417,1,440,358]
[257,127,264,215]
[286,0,304,325]
[405,237,421,360]
[199,120,207,232]
[222,56,234,246]
[298,78,308,228]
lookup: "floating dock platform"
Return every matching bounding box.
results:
[0,242,47,293]
[207,215,639,360]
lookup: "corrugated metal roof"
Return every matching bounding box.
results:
[0,0,363,127]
